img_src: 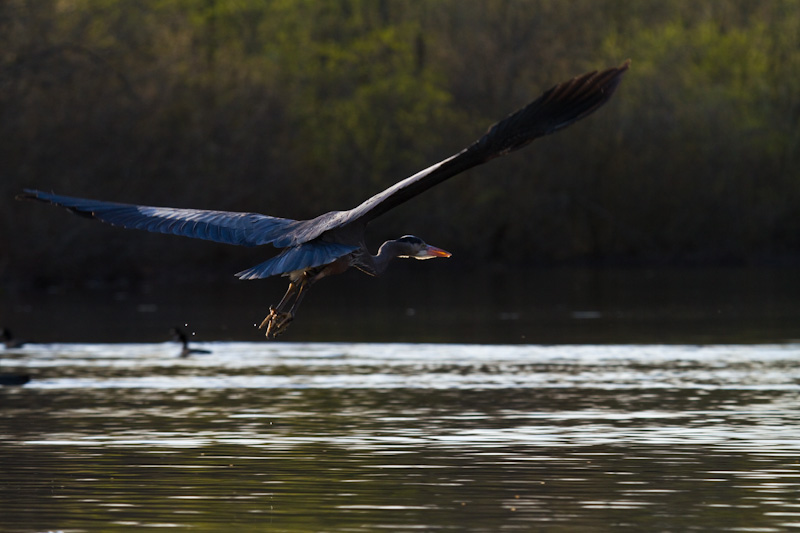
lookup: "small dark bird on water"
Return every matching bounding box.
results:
[0,374,30,386]
[18,61,629,338]
[0,329,31,385]
[1,328,26,349]
[170,327,211,358]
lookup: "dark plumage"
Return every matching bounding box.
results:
[170,327,211,358]
[1,328,26,349]
[0,374,30,386]
[0,329,31,386]
[19,61,629,338]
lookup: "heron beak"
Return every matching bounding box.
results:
[416,245,452,259]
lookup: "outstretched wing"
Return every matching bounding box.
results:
[18,189,300,247]
[285,61,630,245]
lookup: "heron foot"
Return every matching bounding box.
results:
[259,307,294,339]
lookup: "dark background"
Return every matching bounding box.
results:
[2,0,799,289]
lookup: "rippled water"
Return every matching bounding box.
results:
[2,342,800,531]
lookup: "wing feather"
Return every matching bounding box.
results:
[236,242,358,280]
[18,189,299,247]
[292,61,630,241]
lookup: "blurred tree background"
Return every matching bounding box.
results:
[2,0,799,287]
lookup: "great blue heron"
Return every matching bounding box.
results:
[19,61,629,338]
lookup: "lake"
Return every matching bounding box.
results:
[1,267,800,531]
[2,341,800,532]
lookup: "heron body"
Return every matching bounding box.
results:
[19,62,629,338]
[261,235,451,337]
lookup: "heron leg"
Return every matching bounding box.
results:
[259,275,311,338]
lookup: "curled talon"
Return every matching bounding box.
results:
[258,307,278,330]
[259,307,293,338]
[264,312,293,338]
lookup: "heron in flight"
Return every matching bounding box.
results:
[19,61,629,338]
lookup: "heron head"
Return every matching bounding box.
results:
[393,235,452,260]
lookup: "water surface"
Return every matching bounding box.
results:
[2,342,800,531]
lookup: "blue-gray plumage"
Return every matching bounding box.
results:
[19,61,629,338]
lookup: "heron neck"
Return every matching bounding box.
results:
[371,241,405,275]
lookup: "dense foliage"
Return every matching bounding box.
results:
[2,0,799,284]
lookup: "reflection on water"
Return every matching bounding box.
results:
[2,343,800,531]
